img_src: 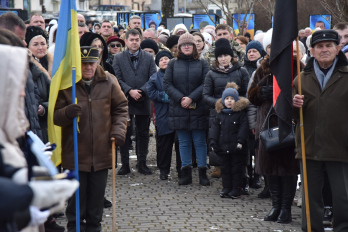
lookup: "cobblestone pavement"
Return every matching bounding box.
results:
[56,127,327,232]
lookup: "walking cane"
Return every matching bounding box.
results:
[111,138,116,232]
[296,38,311,231]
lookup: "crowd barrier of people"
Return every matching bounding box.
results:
[1,11,348,232]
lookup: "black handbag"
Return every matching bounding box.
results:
[259,106,295,152]
[208,150,220,166]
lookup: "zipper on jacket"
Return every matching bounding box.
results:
[88,93,94,167]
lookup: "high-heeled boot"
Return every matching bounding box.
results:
[264,175,282,221]
[277,175,297,223]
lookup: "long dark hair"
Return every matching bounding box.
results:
[175,43,200,60]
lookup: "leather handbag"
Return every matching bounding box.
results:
[208,150,220,166]
[259,106,295,152]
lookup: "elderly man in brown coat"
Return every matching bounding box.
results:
[54,46,128,232]
[293,30,348,232]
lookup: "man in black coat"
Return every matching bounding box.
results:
[112,29,157,175]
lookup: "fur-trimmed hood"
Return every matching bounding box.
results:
[29,49,53,79]
[215,97,249,113]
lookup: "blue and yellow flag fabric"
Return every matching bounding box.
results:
[48,0,81,166]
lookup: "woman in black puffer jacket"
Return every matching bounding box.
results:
[164,33,210,186]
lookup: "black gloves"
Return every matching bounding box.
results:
[260,86,273,100]
[65,104,81,120]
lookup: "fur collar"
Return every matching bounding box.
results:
[29,50,52,80]
[215,97,249,113]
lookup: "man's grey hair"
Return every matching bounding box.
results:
[130,15,141,22]
[305,27,312,31]
[145,28,158,38]
[299,29,305,33]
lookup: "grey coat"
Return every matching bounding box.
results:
[112,49,157,115]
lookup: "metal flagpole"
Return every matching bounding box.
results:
[72,67,80,232]
[296,37,311,232]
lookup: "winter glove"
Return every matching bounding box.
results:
[237,143,242,150]
[161,92,170,103]
[65,104,81,120]
[29,179,79,209]
[210,144,218,152]
[12,166,50,184]
[260,86,273,100]
[28,206,50,226]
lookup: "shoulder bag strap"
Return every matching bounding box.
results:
[260,105,273,132]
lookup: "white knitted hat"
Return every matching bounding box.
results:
[263,28,273,51]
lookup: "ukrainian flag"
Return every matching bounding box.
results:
[48,0,81,166]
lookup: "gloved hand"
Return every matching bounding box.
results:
[161,92,170,103]
[29,179,79,209]
[237,143,242,150]
[65,104,81,120]
[210,144,218,152]
[260,86,273,100]
[12,166,50,184]
[28,206,50,226]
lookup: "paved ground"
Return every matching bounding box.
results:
[56,127,329,232]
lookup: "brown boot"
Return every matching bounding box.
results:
[211,166,221,178]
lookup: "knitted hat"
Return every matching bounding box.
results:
[215,38,233,58]
[107,35,125,47]
[26,26,48,47]
[246,41,263,55]
[201,32,212,45]
[140,39,159,54]
[178,33,195,47]
[166,35,179,49]
[204,27,216,38]
[159,22,166,28]
[263,28,273,51]
[160,29,170,37]
[222,82,239,106]
[155,50,173,66]
[113,27,119,33]
[173,23,188,35]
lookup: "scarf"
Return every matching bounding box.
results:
[222,108,233,114]
[129,49,139,68]
[179,53,194,60]
[216,62,233,73]
[313,57,338,90]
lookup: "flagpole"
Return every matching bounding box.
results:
[72,67,80,232]
[296,37,311,232]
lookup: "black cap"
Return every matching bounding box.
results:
[25,26,48,47]
[81,46,99,62]
[311,29,340,47]
[166,35,179,49]
[140,39,159,55]
[155,50,173,66]
[215,38,234,59]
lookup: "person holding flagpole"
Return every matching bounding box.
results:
[293,29,348,232]
[54,46,128,232]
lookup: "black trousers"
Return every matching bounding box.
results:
[120,115,150,165]
[220,153,245,189]
[156,130,181,174]
[301,160,348,232]
[66,168,108,232]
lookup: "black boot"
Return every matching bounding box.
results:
[250,173,262,189]
[179,165,192,185]
[264,175,282,221]
[228,187,241,199]
[117,154,130,175]
[220,165,232,198]
[104,197,112,208]
[138,161,152,175]
[198,167,210,186]
[277,175,297,223]
[258,176,271,198]
[241,178,250,195]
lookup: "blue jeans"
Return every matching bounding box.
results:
[176,129,207,168]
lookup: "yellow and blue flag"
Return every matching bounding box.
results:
[48,0,81,166]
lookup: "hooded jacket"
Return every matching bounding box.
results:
[293,51,348,163]
[54,66,128,172]
[209,92,250,155]
[0,45,29,168]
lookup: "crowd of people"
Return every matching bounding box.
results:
[0,10,348,232]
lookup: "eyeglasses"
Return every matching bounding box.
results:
[110,44,122,48]
[181,43,193,48]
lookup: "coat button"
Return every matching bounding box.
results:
[227,151,229,153]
